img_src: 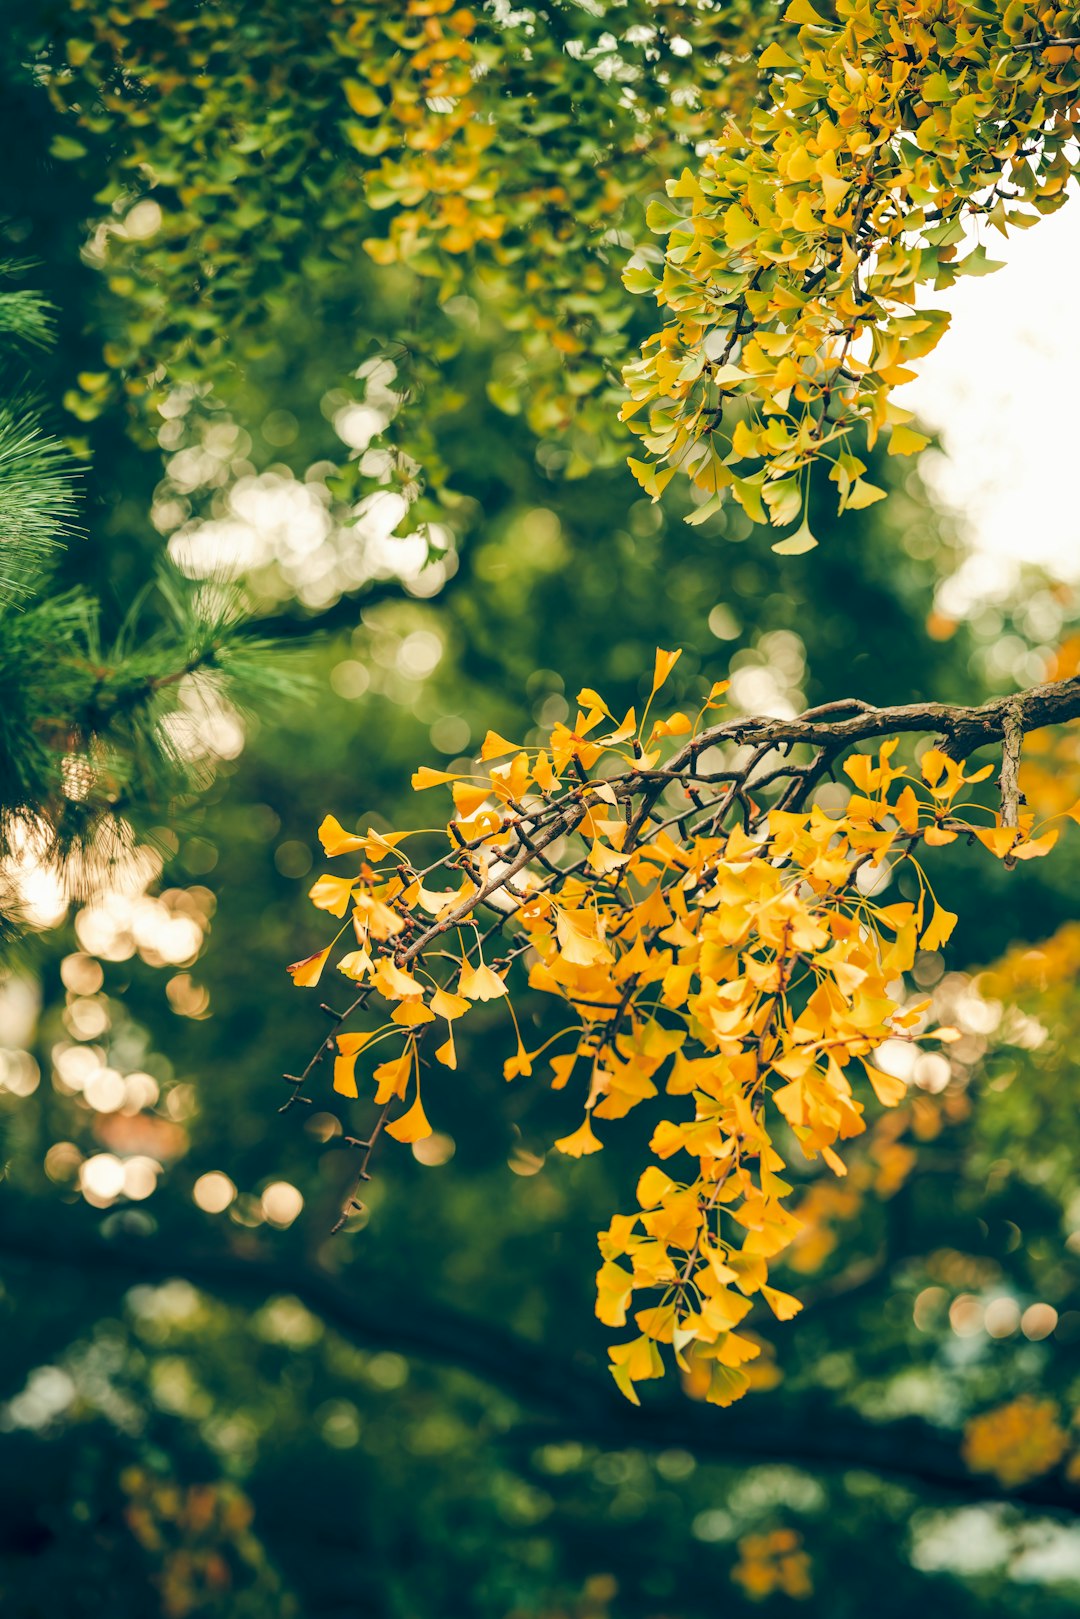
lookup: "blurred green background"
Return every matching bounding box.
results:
[4,6,1080,1616]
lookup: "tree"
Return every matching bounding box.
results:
[3,3,1080,1614]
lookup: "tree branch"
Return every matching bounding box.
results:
[2,1209,1078,1516]
[670,676,1080,775]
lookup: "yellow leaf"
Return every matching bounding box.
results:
[337,1031,375,1057]
[337,948,373,980]
[385,1094,432,1144]
[333,1053,360,1098]
[588,840,631,877]
[1013,828,1058,860]
[452,780,492,818]
[889,424,930,456]
[372,1049,412,1104]
[760,1285,803,1321]
[371,958,425,1001]
[974,825,1018,859]
[576,687,612,718]
[637,1166,677,1208]
[343,79,383,118]
[318,814,366,857]
[458,959,508,1001]
[286,947,331,988]
[554,1115,603,1157]
[596,1260,634,1327]
[771,517,817,555]
[555,908,612,966]
[411,766,460,790]
[864,1062,907,1108]
[435,1031,457,1069]
[431,987,470,1021]
[391,1000,435,1026]
[785,0,828,21]
[503,1042,533,1080]
[921,901,958,951]
[308,874,356,918]
[760,40,799,68]
[651,647,682,694]
[479,730,518,760]
[920,748,948,786]
[844,478,887,510]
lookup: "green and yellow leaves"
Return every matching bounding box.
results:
[622,0,1080,535]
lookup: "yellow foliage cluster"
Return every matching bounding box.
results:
[341,3,500,263]
[962,1395,1071,1487]
[732,1527,813,1601]
[289,651,1063,1405]
[623,0,1080,541]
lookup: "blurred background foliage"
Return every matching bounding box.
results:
[3,4,1080,1616]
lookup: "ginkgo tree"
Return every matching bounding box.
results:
[31,0,1080,1418]
[8,4,1080,1609]
[263,0,1080,1413]
[42,0,1080,550]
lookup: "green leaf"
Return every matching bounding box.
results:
[49,135,87,161]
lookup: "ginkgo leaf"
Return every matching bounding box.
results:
[554,1115,603,1157]
[576,687,612,718]
[554,909,612,966]
[864,1063,907,1108]
[588,840,631,877]
[430,987,470,1021]
[974,826,1018,859]
[434,1031,457,1070]
[479,729,518,760]
[372,1049,412,1104]
[1012,829,1059,860]
[337,1031,377,1057]
[318,814,366,857]
[385,1094,432,1144]
[503,1042,533,1080]
[651,647,682,693]
[287,947,331,988]
[451,781,491,818]
[371,958,425,1001]
[391,1000,435,1026]
[760,1286,803,1321]
[411,766,460,790]
[921,901,958,951]
[888,424,931,456]
[771,517,817,555]
[337,948,373,980]
[333,1053,360,1098]
[308,874,355,917]
[636,1166,676,1208]
[458,959,508,1001]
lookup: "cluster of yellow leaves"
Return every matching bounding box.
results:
[732,1528,813,1601]
[341,3,499,262]
[288,650,1063,1406]
[962,1395,1073,1487]
[623,0,1080,542]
